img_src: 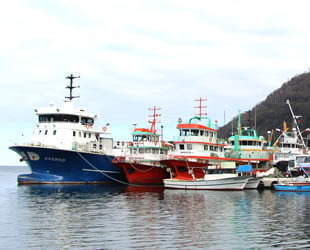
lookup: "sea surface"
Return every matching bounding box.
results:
[1,166,310,249]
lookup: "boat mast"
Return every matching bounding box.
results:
[195,97,207,117]
[149,106,161,134]
[286,99,306,148]
[65,74,80,100]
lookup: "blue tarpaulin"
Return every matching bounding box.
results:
[236,165,252,172]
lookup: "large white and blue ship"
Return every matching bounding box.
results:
[10,75,126,184]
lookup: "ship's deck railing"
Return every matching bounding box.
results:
[18,140,112,155]
[173,135,226,144]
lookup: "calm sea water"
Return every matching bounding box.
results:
[1,166,310,249]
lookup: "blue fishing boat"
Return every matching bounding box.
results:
[9,75,126,184]
[275,153,310,192]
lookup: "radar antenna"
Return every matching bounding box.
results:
[65,74,80,100]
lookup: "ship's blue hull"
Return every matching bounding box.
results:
[275,183,310,192]
[10,145,126,184]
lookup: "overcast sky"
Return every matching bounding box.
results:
[2,0,310,166]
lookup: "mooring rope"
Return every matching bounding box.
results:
[77,151,131,185]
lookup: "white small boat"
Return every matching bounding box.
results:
[163,174,249,190]
[236,165,262,189]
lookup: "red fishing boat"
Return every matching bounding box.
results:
[113,107,171,185]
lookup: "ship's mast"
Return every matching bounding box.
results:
[65,74,80,100]
[149,106,161,133]
[286,99,306,148]
[195,97,207,117]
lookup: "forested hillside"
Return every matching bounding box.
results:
[218,71,310,140]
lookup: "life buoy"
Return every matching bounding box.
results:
[129,142,133,146]
[216,163,221,170]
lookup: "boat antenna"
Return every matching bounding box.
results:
[195,97,207,117]
[286,99,306,148]
[149,106,161,133]
[65,74,80,100]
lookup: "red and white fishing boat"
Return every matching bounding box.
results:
[113,107,171,185]
[160,98,231,176]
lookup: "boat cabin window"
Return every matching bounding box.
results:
[133,135,148,141]
[204,145,208,150]
[200,130,204,136]
[191,129,199,136]
[38,130,42,135]
[296,156,310,163]
[179,144,185,150]
[145,148,151,153]
[160,149,168,154]
[139,148,144,154]
[210,146,215,151]
[152,148,159,154]
[180,129,190,136]
[81,117,94,126]
[53,130,56,135]
[187,144,192,150]
[45,130,48,135]
[210,132,213,137]
[39,114,79,123]
[205,131,209,136]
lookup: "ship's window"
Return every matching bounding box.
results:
[93,144,97,149]
[139,148,144,154]
[181,129,189,136]
[81,117,94,126]
[45,130,48,135]
[38,130,42,135]
[39,114,79,123]
[84,132,87,138]
[53,130,56,135]
[145,148,151,153]
[73,131,76,137]
[200,130,204,136]
[214,146,218,151]
[179,144,185,150]
[89,133,91,138]
[99,144,103,150]
[152,148,159,154]
[187,144,192,150]
[79,132,81,137]
[191,129,199,136]
[210,146,214,151]
[132,149,137,154]
[204,145,208,150]
[205,131,209,136]
[117,141,120,146]
[248,141,253,146]
[210,132,213,137]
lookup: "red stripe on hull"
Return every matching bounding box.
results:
[114,162,169,185]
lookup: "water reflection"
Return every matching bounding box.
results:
[2,167,310,250]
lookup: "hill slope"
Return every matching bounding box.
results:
[218,71,310,140]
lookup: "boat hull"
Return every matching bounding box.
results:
[10,145,126,184]
[163,176,249,190]
[275,183,310,192]
[113,162,169,185]
[245,177,262,189]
